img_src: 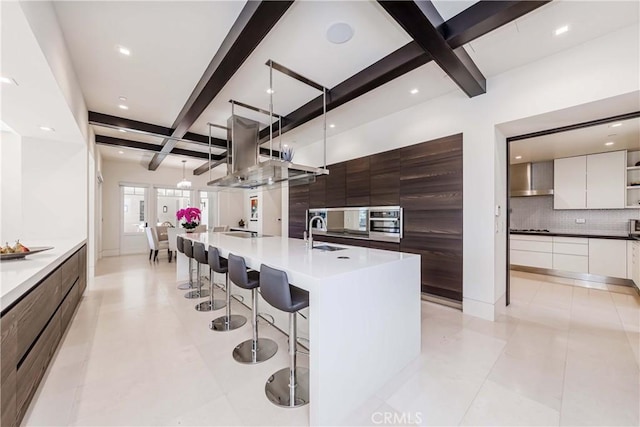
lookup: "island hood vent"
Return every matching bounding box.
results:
[207,60,329,190]
[510,162,554,197]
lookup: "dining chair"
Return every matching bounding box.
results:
[145,227,170,262]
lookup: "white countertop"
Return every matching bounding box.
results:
[0,239,86,312]
[183,232,418,291]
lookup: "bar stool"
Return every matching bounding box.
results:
[183,240,210,299]
[176,236,194,290]
[201,245,227,311]
[260,264,310,408]
[210,252,247,332]
[228,254,278,364]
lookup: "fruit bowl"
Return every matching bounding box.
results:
[0,247,54,261]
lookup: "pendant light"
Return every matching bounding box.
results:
[177,160,192,189]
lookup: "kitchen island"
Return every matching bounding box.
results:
[178,233,421,426]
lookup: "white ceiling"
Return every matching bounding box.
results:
[47,0,640,172]
[510,116,640,165]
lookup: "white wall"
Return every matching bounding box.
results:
[295,24,640,320]
[242,188,283,235]
[20,136,88,242]
[0,131,23,244]
[100,159,242,255]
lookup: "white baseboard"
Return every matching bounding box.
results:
[463,298,495,321]
[102,249,120,257]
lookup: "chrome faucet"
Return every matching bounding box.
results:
[308,215,326,249]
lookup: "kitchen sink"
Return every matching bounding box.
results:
[312,244,347,252]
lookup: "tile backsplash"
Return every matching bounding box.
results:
[510,196,639,235]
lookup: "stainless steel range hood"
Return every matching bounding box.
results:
[510,162,554,197]
[207,114,328,190]
[207,60,329,190]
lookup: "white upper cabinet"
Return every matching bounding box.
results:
[586,151,626,209]
[554,156,586,209]
[554,151,626,210]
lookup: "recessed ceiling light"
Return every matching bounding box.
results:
[410,88,419,95]
[610,123,622,128]
[118,150,124,154]
[283,144,288,148]
[327,23,354,44]
[119,96,127,101]
[0,76,17,85]
[118,104,129,110]
[39,126,55,132]
[117,45,131,56]
[554,25,569,36]
[329,124,336,128]
[515,155,522,160]
[266,88,274,94]
[605,141,615,146]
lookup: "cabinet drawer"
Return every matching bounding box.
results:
[1,312,17,427]
[510,250,553,269]
[553,236,588,245]
[60,282,79,332]
[15,269,61,362]
[553,242,589,256]
[61,252,79,297]
[553,254,589,273]
[510,240,552,253]
[510,234,553,242]
[16,310,60,422]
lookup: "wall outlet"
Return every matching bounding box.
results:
[575,218,586,224]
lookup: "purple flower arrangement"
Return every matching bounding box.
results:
[176,207,201,230]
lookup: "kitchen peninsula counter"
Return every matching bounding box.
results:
[178,233,421,426]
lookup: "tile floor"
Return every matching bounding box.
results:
[22,257,640,426]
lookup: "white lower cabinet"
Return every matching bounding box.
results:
[553,254,589,273]
[588,239,627,278]
[552,237,589,273]
[510,235,553,269]
[511,249,553,269]
[628,241,640,288]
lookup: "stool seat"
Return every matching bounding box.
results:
[260,264,309,313]
[228,254,260,290]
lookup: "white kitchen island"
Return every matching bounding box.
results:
[178,232,421,426]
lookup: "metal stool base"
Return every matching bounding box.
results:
[265,367,309,408]
[233,338,278,364]
[195,299,226,312]
[177,282,193,290]
[210,315,246,331]
[184,289,210,299]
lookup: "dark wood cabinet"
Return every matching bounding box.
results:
[309,175,326,209]
[1,244,86,427]
[326,162,346,207]
[286,133,463,302]
[288,183,309,239]
[370,149,400,206]
[346,158,370,206]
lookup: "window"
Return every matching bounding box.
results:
[122,186,147,233]
[200,191,218,228]
[157,188,191,227]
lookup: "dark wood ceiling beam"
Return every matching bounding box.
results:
[89,111,228,149]
[441,1,551,47]
[148,0,294,171]
[95,135,224,161]
[377,0,486,97]
[254,0,548,143]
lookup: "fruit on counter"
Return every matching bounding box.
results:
[13,240,30,253]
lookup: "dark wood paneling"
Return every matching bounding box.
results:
[400,134,463,301]
[60,283,79,332]
[16,310,60,422]
[1,312,17,427]
[368,241,400,251]
[288,183,309,239]
[78,246,87,296]
[61,252,79,297]
[15,269,61,362]
[370,149,400,206]
[346,158,370,207]
[326,162,346,207]
[308,176,326,209]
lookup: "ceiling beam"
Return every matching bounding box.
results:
[377,0,486,97]
[89,111,228,149]
[256,0,549,142]
[193,158,229,176]
[147,0,294,171]
[95,135,224,161]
